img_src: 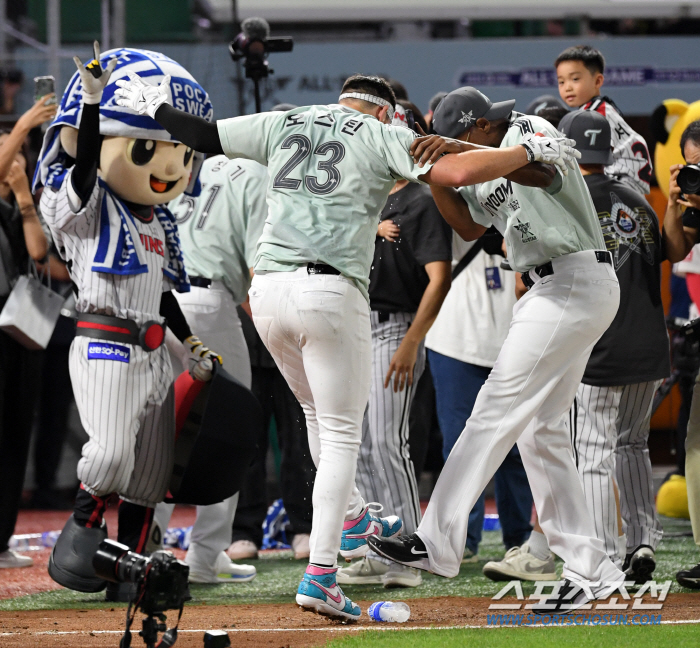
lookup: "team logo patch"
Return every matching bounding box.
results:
[87,342,130,363]
[514,218,538,243]
[598,191,655,269]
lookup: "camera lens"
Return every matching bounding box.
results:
[677,165,700,195]
[93,539,149,584]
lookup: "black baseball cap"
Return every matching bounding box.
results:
[558,110,613,165]
[524,94,565,116]
[432,87,516,138]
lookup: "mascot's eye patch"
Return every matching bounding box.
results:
[183,147,194,166]
[129,139,156,166]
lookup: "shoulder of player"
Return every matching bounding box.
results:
[588,175,657,216]
[506,114,555,141]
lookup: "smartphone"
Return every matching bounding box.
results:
[34,76,57,104]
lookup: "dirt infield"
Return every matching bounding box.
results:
[1,594,699,648]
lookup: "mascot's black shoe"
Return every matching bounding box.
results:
[105,581,137,603]
[48,514,108,593]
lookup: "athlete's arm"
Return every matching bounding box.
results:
[153,104,223,155]
[429,185,487,241]
[160,291,192,342]
[664,164,698,262]
[385,260,451,392]
[410,134,555,188]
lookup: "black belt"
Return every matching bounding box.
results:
[75,313,166,351]
[190,276,212,288]
[521,251,611,289]
[307,263,340,276]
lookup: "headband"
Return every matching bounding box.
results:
[338,92,395,119]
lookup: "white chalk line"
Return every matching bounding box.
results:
[1,617,699,637]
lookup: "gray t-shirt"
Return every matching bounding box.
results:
[459,114,606,272]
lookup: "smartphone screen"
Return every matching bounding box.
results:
[34,76,57,105]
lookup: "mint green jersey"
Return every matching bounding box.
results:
[169,156,268,304]
[459,113,606,273]
[216,104,432,301]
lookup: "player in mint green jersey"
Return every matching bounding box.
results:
[115,72,579,621]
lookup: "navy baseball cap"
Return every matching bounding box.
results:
[432,87,515,138]
[558,110,613,165]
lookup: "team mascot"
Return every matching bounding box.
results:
[34,43,225,602]
[649,99,700,521]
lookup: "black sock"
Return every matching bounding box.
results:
[117,500,154,553]
[73,485,108,528]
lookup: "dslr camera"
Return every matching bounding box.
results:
[677,164,700,195]
[93,539,190,647]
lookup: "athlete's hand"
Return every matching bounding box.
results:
[521,134,580,176]
[385,338,419,393]
[378,220,400,242]
[115,70,171,119]
[73,41,118,105]
[410,129,471,167]
[184,335,222,382]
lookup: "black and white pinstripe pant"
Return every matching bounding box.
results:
[571,380,663,565]
[355,311,425,535]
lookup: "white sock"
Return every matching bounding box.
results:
[526,531,551,560]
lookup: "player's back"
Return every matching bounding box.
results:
[216,104,429,300]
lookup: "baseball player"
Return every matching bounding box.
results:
[36,45,220,601]
[340,103,453,589]
[483,111,674,586]
[148,152,268,584]
[115,70,576,620]
[369,86,627,614]
[555,44,652,196]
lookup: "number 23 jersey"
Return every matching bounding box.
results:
[216,105,432,302]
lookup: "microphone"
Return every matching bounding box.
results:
[242,17,270,42]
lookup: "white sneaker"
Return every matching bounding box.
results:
[383,563,422,588]
[188,551,256,584]
[292,534,310,560]
[0,549,33,568]
[227,539,258,560]
[462,548,479,564]
[482,543,558,582]
[337,556,390,585]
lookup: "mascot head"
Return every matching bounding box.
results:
[34,48,213,205]
[650,98,700,198]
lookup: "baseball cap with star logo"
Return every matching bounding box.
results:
[432,87,516,138]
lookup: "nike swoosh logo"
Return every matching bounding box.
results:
[345,520,382,540]
[411,546,428,555]
[310,579,343,604]
[524,561,551,573]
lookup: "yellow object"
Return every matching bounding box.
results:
[656,474,690,519]
[651,98,700,198]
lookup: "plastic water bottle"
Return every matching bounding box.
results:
[42,531,61,548]
[368,601,410,623]
[163,526,192,550]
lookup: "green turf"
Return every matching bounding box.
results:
[1,515,697,612]
[323,625,697,648]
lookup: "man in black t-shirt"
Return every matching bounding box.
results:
[558,111,675,584]
[338,107,452,589]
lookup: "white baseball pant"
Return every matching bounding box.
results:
[154,282,250,575]
[249,268,371,566]
[356,312,425,535]
[417,250,625,593]
[573,380,663,564]
[71,338,175,508]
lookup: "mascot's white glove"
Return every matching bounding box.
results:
[520,134,581,176]
[73,41,118,105]
[183,335,222,382]
[115,70,171,119]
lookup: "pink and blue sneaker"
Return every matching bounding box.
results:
[296,565,361,621]
[340,503,403,560]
